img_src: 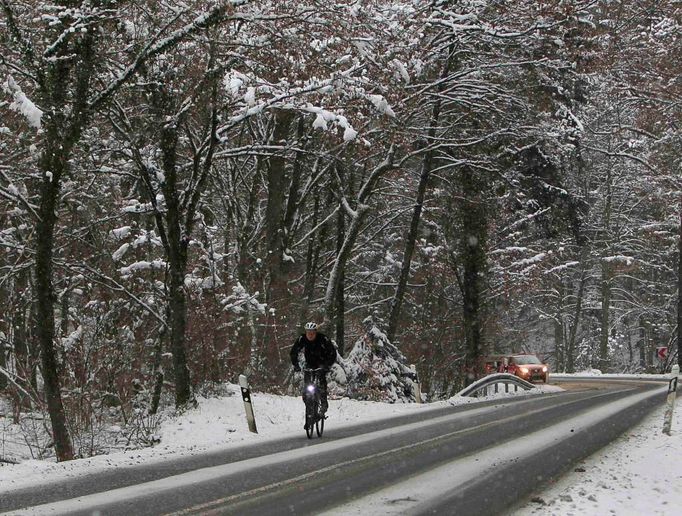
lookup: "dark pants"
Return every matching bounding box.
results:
[303,370,328,413]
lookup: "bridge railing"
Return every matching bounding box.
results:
[456,373,537,398]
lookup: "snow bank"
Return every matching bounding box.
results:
[552,371,670,380]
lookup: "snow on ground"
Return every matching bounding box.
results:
[514,393,682,516]
[0,382,560,493]
[552,370,669,380]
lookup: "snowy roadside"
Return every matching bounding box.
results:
[551,370,669,381]
[0,383,560,493]
[513,394,682,516]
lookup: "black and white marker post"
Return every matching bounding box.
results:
[663,364,679,435]
[239,374,258,434]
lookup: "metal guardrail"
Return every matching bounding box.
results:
[456,373,537,398]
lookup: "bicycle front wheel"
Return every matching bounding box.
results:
[315,399,324,437]
[305,402,314,439]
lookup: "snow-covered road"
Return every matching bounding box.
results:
[0,382,559,493]
[322,387,665,515]
[1,379,667,516]
[513,386,682,515]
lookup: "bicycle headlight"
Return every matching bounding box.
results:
[306,385,315,393]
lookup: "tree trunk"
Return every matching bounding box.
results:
[149,324,166,415]
[678,206,682,369]
[386,51,450,345]
[160,123,193,408]
[264,110,294,303]
[638,315,646,368]
[386,147,433,344]
[29,22,98,463]
[146,66,221,408]
[13,270,29,380]
[599,262,611,371]
[301,189,336,327]
[283,116,305,243]
[236,160,261,286]
[554,319,565,372]
[599,163,612,372]
[35,146,74,461]
[0,226,5,390]
[335,195,346,355]
[0,336,6,391]
[460,167,487,383]
[626,318,633,365]
[554,279,565,372]
[644,320,653,369]
[554,279,566,372]
[167,257,191,406]
[566,263,588,374]
[300,193,321,325]
[323,149,395,323]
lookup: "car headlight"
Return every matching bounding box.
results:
[542,366,548,372]
[520,367,529,374]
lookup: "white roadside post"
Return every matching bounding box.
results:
[239,374,258,434]
[411,364,422,404]
[663,364,679,435]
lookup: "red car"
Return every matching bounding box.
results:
[505,354,549,383]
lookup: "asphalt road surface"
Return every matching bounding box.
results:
[0,378,669,515]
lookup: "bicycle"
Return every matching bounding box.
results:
[302,367,326,439]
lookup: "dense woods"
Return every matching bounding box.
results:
[1,0,680,460]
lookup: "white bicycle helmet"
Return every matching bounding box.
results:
[304,322,318,331]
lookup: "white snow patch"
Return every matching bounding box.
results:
[60,326,83,351]
[552,372,670,380]
[602,255,636,267]
[110,226,132,240]
[514,252,547,267]
[112,243,130,262]
[243,87,256,106]
[343,125,358,142]
[367,95,396,117]
[119,260,166,276]
[224,70,248,98]
[312,112,328,130]
[4,76,43,129]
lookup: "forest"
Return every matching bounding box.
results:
[1,0,680,461]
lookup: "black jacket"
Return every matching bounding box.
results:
[290,333,337,370]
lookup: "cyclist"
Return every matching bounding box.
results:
[290,322,337,420]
